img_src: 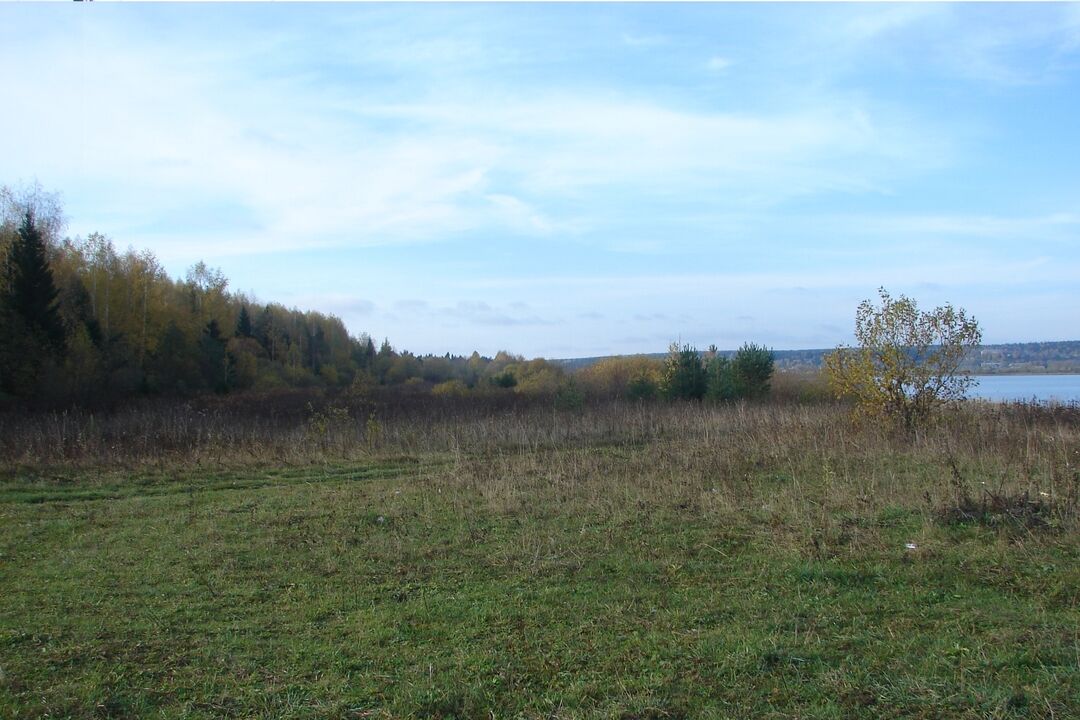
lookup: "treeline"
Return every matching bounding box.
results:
[577,343,773,402]
[0,199,565,406]
[566,342,1080,376]
[0,185,776,409]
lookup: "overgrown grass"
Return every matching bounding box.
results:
[1,399,1077,717]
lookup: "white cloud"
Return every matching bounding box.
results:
[621,33,668,48]
[1,8,953,267]
[841,4,1080,87]
[4,5,1076,355]
[2,20,514,256]
[707,56,732,72]
[837,4,943,44]
[483,194,553,234]
[361,94,946,203]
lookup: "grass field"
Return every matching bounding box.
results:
[1,400,1078,718]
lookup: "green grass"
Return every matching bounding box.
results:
[1,406,1078,718]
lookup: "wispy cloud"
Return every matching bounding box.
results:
[11,24,949,263]
[364,94,948,202]
[832,4,1080,86]
[3,3,1078,355]
[621,33,667,48]
[707,56,732,72]
[2,5,951,266]
[837,4,943,45]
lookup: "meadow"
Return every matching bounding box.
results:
[1,389,1077,718]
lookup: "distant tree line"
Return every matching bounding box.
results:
[0,184,775,409]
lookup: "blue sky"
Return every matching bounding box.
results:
[3,3,1079,358]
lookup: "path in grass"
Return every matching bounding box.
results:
[1,453,1077,719]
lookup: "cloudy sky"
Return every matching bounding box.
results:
[3,3,1079,358]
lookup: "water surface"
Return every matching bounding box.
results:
[968,374,1080,403]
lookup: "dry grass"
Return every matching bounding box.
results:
[2,396,1078,717]
[3,396,1077,535]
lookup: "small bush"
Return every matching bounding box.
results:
[626,373,658,401]
[432,379,469,398]
[554,379,585,411]
[576,355,662,401]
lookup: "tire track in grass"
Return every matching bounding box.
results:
[0,459,442,504]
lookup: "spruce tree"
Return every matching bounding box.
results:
[4,211,65,352]
[0,211,65,397]
[236,304,252,338]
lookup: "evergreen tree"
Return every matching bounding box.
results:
[236,304,252,338]
[0,211,66,397]
[4,211,64,352]
[731,343,774,399]
[355,335,376,371]
[705,355,737,401]
[661,343,707,400]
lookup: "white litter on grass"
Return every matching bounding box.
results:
[905,543,918,551]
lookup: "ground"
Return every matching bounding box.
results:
[1,402,1077,718]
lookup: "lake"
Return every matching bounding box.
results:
[967,374,1080,403]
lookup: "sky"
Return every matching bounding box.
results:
[2,2,1079,358]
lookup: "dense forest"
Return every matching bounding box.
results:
[0,186,575,408]
[1,185,779,410]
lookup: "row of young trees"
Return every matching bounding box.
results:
[0,185,778,408]
[578,343,775,403]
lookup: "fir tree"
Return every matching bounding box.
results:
[0,211,66,397]
[4,211,64,352]
[236,304,253,338]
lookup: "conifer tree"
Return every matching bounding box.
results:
[661,343,707,400]
[0,211,66,397]
[731,343,774,399]
[236,304,253,338]
[4,211,65,352]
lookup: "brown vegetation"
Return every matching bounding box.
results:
[2,386,1077,534]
